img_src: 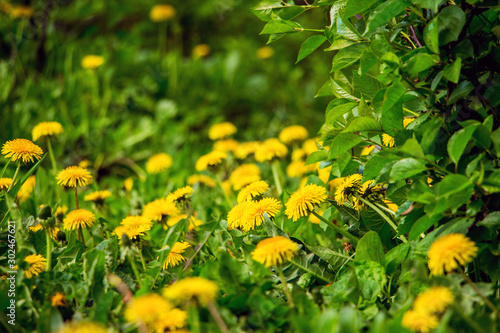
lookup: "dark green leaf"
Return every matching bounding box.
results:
[447,80,474,105]
[442,57,462,83]
[365,0,411,33]
[411,0,445,12]
[331,44,367,72]
[297,35,327,63]
[405,53,438,77]
[328,133,363,159]
[325,100,357,124]
[355,231,384,263]
[381,80,405,135]
[447,124,479,164]
[344,0,380,19]
[381,243,410,274]
[390,158,427,181]
[409,214,441,240]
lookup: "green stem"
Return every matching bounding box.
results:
[356,197,408,243]
[400,31,417,49]
[451,304,487,333]
[0,159,11,178]
[46,138,57,174]
[139,247,147,270]
[374,202,397,216]
[74,187,79,209]
[311,210,359,246]
[215,174,232,208]
[460,269,498,315]
[8,162,21,192]
[77,227,85,247]
[277,265,294,307]
[45,226,53,272]
[271,160,283,196]
[207,301,230,333]
[127,253,143,289]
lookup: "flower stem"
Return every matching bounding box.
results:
[45,226,52,272]
[74,187,79,209]
[271,160,283,196]
[207,301,229,333]
[139,247,147,270]
[77,227,85,247]
[127,252,143,289]
[8,162,21,192]
[159,21,167,55]
[215,174,232,208]
[311,210,359,246]
[276,265,294,307]
[460,268,498,315]
[46,138,57,174]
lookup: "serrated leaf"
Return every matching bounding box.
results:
[328,133,363,159]
[297,35,327,63]
[381,80,405,135]
[325,100,358,124]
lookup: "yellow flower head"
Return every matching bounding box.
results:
[56,166,93,187]
[84,190,111,203]
[124,177,133,192]
[81,55,105,69]
[150,4,176,22]
[401,309,439,333]
[51,292,67,307]
[251,236,298,267]
[241,198,282,231]
[55,205,68,219]
[24,254,46,278]
[229,163,261,190]
[156,308,188,332]
[257,46,274,59]
[146,153,173,174]
[237,180,269,203]
[10,5,33,18]
[334,174,363,205]
[63,209,95,230]
[208,122,237,140]
[302,138,320,155]
[114,216,153,242]
[255,138,288,162]
[227,201,253,229]
[2,138,43,163]
[291,148,307,161]
[286,160,317,178]
[360,145,375,156]
[78,159,90,169]
[143,198,180,222]
[213,139,239,153]
[125,293,173,329]
[427,233,478,275]
[279,125,308,145]
[163,277,219,305]
[0,177,12,190]
[383,199,398,212]
[285,184,328,221]
[235,141,260,159]
[187,174,216,188]
[318,166,332,184]
[382,134,395,147]
[32,121,64,141]
[413,286,454,314]
[56,321,109,333]
[161,241,191,269]
[167,186,194,203]
[352,180,383,211]
[195,151,227,171]
[17,175,36,203]
[404,117,416,128]
[193,44,211,58]
[29,224,43,233]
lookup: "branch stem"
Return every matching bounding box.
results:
[311,210,359,246]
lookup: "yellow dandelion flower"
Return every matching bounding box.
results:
[404,117,416,128]
[56,166,93,187]
[241,198,282,231]
[285,184,328,221]
[0,177,12,190]
[279,125,308,145]
[209,122,237,140]
[255,138,288,162]
[54,205,68,219]
[413,286,454,314]
[63,209,95,230]
[163,277,219,305]
[124,177,133,191]
[115,216,154,241]
[1,2,12,14]
[235,141,260,159]
[334,174,362,205]
[257,46,274,59]
[157,308,188,332]
[286,160,317,178]
[51,292,67,307]
[125,293,173,329]
[291,148,307,161]
[195,151,227,171]
[167,186,194,202]
[318,166,332,184]
[193,44,211,58]
[84,190,111,203]
[78,159,90,168]
[188,216,203,231]
[161,241,191,269]
[302,138,320,155]
[401,309,440,333]
[213,139,239,153]
[229,163,261,190]
[2,139,43,163]
[150,4,176,22]
[146,153,173,174]
[352,180,384,211]
[187,174,217,188]
[382,134,395,147]
[29,223,43,233]
[10,5,33,18]
[251,236,298,267]
[32,121,63,141]
[56,321,109,333]
[17,175,36,203]
[237,180,269,203]
[227,201,252,229]
[427,233,478,275]
[24,254,46,278]
[360,145,375,156]
[81,55,104,69]
[383,199,398,212]
[309,209,324,224]
[143,198,180,222]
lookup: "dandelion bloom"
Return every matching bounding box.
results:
[2,139,43,163]
[352,180,383,211]
[302,139,320,155]
[229,163,261,190]
[255,138,288,162]
[81,55,105,69]
[146,153,173,174]
[187,174,216,188]
[208,122,237,140]
[227,201,253,229]
[286,160,317,178]
[285,184,328,221]
[213,139,239,153]
[251,236,298,267]
[54,205,68,219]
[383,199,398,212]
[56,166,93,187]
[427,233,478,275]
[413,286,454,314]
[24,254,46,278]
[404,117,416,128]
[17,175,36,203]
[237,180,269,203]
[56,321,109,333]
[242,198,282,231]
[195,151,227,171]
[291,148,307,161]
[78,159,90,168]
[0,177,12,190]
[193,44,211,58]
[29,224,43,233]
[318,166,332,184]
[10,5,33,18]
[235,141,260,159]
[63,209,95,230]
[32,121,63,141]
[150,4,176,22]
[167,186,194,202]
[334,174,363,205]
[279,125,308,145]
[360,145,375,156]
[257,46,274,59]
[143,198,180,221]
[382,134,395,147]
[124,177,133,191]
[84,190,111,203]
[401,309,439,333]
[125,293,173,329]
[50,292,67,307]
[161,241,191,269]
[114,216,153,241]
[156,308,188,332]
[163,276,219,305]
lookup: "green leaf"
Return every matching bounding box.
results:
[399,137,425,159]
[352,72,383,97]
[328,133,363,159]
[381,243,410,274]
[331,44,367,72]
[405,53,438,77]
[344,117,381,132]
[423,18,440,53]
[344,0,380,19]
[477,212,500,230]
[306,150,328,165]
[297,35,327,63]
[331,79,358,100]
[381,80,406,135]
[353,261,387,303]
[406,179,435,204]
[492,127,500,157]
[424,6,466,52]
[8,154,47,198]
[436,174,474,211]
[447,80,474,105]
[309,246,349,268]
[363,155,400,181]
[409,214,441,240]
[260,19,302,34]
[325,100,358,124]
[365,0,411,34]
[411,0,445,12]
[442,57,462,83]
[355,231,384,263]
[447,124,479,164]
[390,158,427,181]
